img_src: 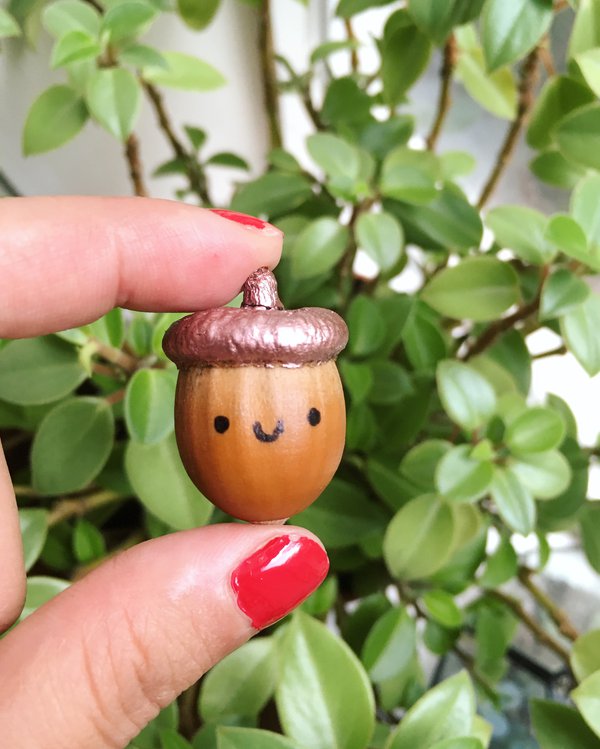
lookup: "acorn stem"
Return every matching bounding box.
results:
[241,267,284,310]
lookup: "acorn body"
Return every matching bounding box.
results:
[174,362,346,522]
[163,267,348,523]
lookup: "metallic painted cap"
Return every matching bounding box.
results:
[163,267,348,367]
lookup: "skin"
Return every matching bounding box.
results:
[0,197,326,748]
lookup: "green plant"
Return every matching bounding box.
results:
[2,0,600,747]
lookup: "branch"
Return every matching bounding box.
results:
[92,339,139,373]
[0,170,23,197]
[258,0,282,149]
[48,490,123,526]
[532,344,567,360]
[518,567,580,642]
[477,46,541,209]
[344,18,359,73]
[426,35,457,151]
[452,643,498,700]
[461,296,539,360]
[124,133,148,197]
[489,589,573,670]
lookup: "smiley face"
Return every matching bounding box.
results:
[174,363,346,521]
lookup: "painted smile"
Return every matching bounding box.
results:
[253,420,285,443]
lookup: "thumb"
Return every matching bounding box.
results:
[0,524,328,748]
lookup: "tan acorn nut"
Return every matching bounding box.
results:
[162,267,348,523]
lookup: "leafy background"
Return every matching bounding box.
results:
[2,0,600,747]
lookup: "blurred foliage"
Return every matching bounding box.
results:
[2,0,600,747]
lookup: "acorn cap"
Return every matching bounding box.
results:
[163,267,348,367]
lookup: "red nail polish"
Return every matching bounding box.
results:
[231,535,329,629]
[210,209,268,230]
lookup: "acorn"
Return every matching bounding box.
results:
[163,267,348,523]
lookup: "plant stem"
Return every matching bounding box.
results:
[143,82,211,204]
[258,0,282,149]
[532,345,567,359]
[477,47,540,209]
[105,387,126,405]
[518,567,580,641]
[344,18,359,72]
[452,643,498,700]
[124,133,148,197]
[92,339,139,374]
[48,490,123,526]
[426,35,457,151]
[0,170,22,197]
[461,297,539,360]
[489,589,573,670]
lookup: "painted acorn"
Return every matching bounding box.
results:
[163,267,348,523]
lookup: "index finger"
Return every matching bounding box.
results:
[0,197,282,338]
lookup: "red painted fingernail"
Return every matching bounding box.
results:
[231,535,329,629]
[210,208,279,233]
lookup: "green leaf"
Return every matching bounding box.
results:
[19,576,70,622]
[572,630,600,683]
[31,397,114,495]
[386,672,475,749]
[408,0,485,44]
[276,612,375,749]
[439,151,477,180]
[561,294,600,375]
[575,48,600,99]
[400,439,452,494]
[346,295,386,357]
[205,152,249,170]
[481,0,553,72]
[530,150,588,189]
[42,0,100,37]
[487,205,555,265]
[339,360,373,404]
[422,590,463,628]
[359,117,413,160]
[557,104,600,170]
[321,76,373,128]
[0,337,86,406]
[310,39,359,64]
[88,308,125,348]
[23,85,88,155]
[383,494,455,580]
[125,369,176,445]
[291,478,386,549]
[540,268,591,319]
[479,535,518,588]
[231,173,312,218]
[437,360,497,431]
[455,31,517,120]
[531,699,600,749]
[546,214,600,270]
[200,638,277,721]
[387,184,483,252]
[569,0,600,57]
[489,466,536,534]
[102,0,157,43]
[368,361,413,406]
[422,256,520,322]
[19,508,49,572]
[0,7,21,37]
[435,445,493,503]
[528,76,596,150]
[51,30,100,68]
[572,670,600,739]
[125,434,213,530]
[335,0,396,17]
[159,729,192,749]
[380,147,439,205]
[177,0,219,30]
[402,310,448,372]
[580,502,600,573]
[509,450,571,499]
[505,407,565,455]
[86,68,141,140]
[430,737,483,749]
[119,43,168,69]
[307,133,360,180]
[381,11,431,105]
[216,728,302,749]
[355,212,404,272]
[291,218,348,280]
[362,607,416,683]
[143,51,225,90]
[572,174,600,251]
[73,518,106,562]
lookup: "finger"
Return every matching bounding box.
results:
[0,442,25,630]
[0,198,282,338]
[0,524,328,748]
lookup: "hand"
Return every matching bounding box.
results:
[0,197,329,748]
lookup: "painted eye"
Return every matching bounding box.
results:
[214,415,230,433]
[308,407,321,427]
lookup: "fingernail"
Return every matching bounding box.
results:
[231,535,329,629]
[210,209,281,235]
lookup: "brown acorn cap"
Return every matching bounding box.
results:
[163,267,348,367]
